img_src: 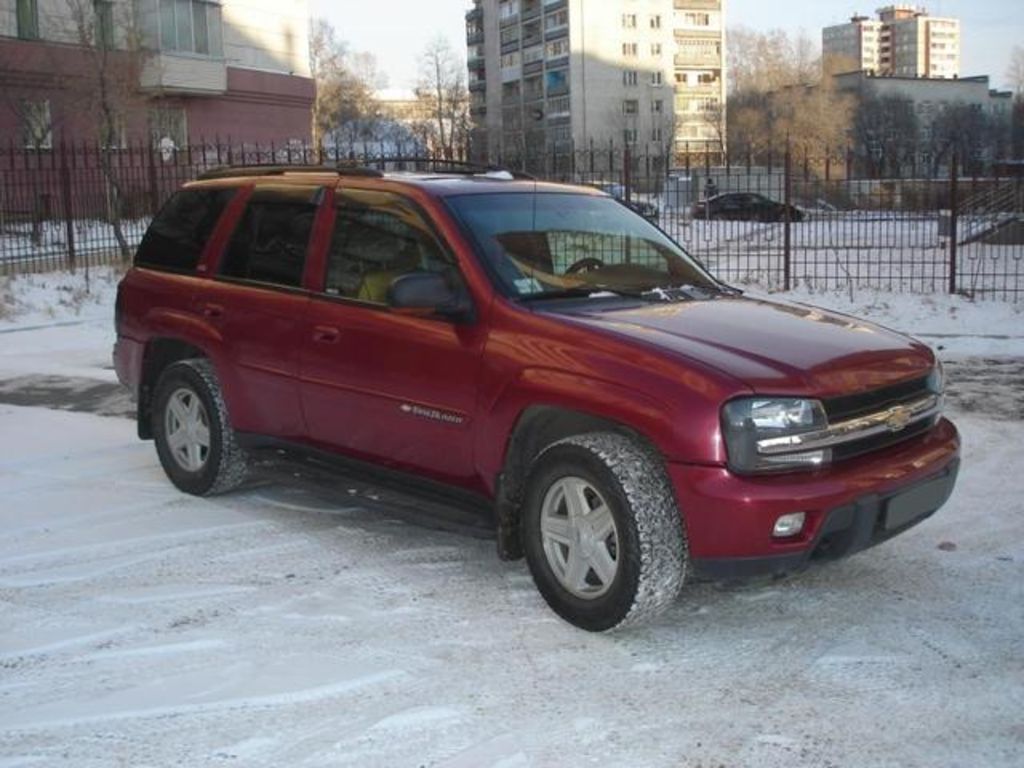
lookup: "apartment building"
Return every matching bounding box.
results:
[823,5,960,79]
[0,0,314,147]
[466,0,726,163]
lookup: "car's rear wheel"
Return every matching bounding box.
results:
[152,359,247,496]
[522,432,687,631]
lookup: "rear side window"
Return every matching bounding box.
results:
[219,188,319,288]
[135,188,234,272]
[325,189,454,302]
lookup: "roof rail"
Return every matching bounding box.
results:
[369,157,535,180]
[196,164,384,181]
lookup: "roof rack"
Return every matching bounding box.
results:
[196,164,384,181]
[370,157,535,181]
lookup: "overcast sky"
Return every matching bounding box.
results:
[311,0,1022,91]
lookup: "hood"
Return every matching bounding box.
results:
[560,296,934,397]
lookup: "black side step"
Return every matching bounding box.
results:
[242,439,496,540]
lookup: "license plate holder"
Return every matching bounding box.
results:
[884,476,951,531]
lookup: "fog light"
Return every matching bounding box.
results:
[773,512,806,538]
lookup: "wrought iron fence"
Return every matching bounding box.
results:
[2,140,1022,301]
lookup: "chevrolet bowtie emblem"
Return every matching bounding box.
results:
[886,406,913,432]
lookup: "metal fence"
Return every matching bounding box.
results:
[2,140,1022,301]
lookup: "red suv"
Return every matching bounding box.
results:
[114,165,960,631]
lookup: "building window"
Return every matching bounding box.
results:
[684,12,710,27]
[499,0,520,21]
[624,128,638,144]
[94,0,115,48]
[156,0,223,57]
[547,95,570,116]
[651,42,662,56]
[650,15,661,29]
[651,126,663,142]
[523,45,544,64]
[500,25,520,45]
[545,9,568,31]
[622,42,638,57]
[623,70,638,86]
[149,106,188,147]
[623,99,639,115]
[651,99,663,113]
[545,39,569,58]
[622,13,637,29]
[651,71,663,85]
[21,100,52,149]
[546,68,568,95]
[16,0,39,40]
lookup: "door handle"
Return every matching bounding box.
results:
[201,303,224,319]
[312,325,341,344]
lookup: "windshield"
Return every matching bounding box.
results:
[446,192,719,299]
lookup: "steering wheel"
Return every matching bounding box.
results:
[566,257,605,274]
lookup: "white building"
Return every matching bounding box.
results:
[823,5,960,79]
[466,0,726,163]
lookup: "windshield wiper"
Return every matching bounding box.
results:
[643,282,738,300]
[518,285,644,302]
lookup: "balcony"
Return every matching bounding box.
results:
[674,0,719,9]
[674,51,721,67]
[675,81,721,96]
[522,1,542,20]
[544,25,568,41]
[466,6,483,22]
[140,53,227,94]
[467,29,484,45]
[469,79,487,92]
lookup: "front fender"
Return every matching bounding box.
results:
[474,367,675,492]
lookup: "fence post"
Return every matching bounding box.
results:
[783,142,792,291]
[623,144,632,203]
[147,142,160,217]
[949,153,959,296]
[59,141,76,273]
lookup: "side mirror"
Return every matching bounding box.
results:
[388,272,472,322]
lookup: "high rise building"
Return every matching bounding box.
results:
[823,6,960,79]
[466,0,726,163]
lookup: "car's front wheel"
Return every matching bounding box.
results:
[152,359,247,496]
[522,432,688,631]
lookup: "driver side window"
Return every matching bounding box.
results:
[325,189,455,304]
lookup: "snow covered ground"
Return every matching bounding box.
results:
[0,269,1022,767]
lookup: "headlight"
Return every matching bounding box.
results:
[721,397,830,474]
[926,360,945,396]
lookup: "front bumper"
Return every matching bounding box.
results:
[667,418,960,580]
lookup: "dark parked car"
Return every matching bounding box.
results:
[114,164,958,631]
[692,192,804,222]
[588,181,660,222]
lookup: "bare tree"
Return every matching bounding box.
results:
[309,18,346,148]
[725,28,852,168]
[1007,46,1024,98]
[309,18,386,156]
[415,37,470,161]
[727,27,819,94]
[851,92,920,178]
[927,103,997,176]
[64,0,150,264]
